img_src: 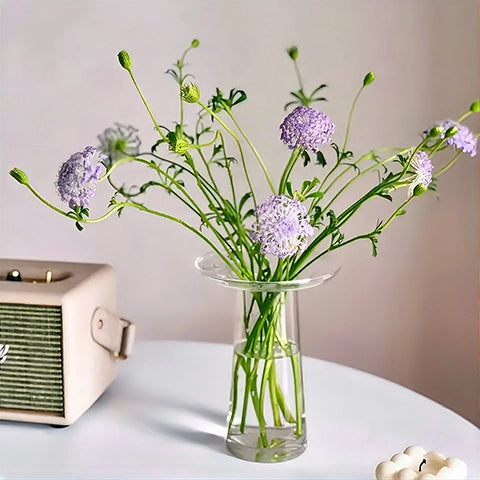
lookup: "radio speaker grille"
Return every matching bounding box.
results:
[0,303,64,414]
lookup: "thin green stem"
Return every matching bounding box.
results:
[239,358,252,433]
[98,156,135,181]
[293,59,304,92]
[127,70,168,142]
[24,184,72,218]
[456,109,474,123]
[341,85,365,154]
[278,148,302,195]
[268,364,282,427]
[290,352,303,436]
[197,100,257,206]
[133,156,249,274]
[226,110,276,194]
[228,355,242,434]
[274,381,296,423]
[105,202,243,276]
[433,151,462,177]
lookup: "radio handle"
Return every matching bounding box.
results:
[91,308,135,359]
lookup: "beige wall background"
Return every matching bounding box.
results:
[0,0,478,425]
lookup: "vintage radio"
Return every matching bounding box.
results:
[0,259,135,426]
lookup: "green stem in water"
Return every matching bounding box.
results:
[290,351,303,437]
[228,355,242,434]
[275,381,296,423]
[268,363,283,427]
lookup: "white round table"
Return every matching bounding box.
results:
[0,341,478,479]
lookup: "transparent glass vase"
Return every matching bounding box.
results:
[196,252,337,463]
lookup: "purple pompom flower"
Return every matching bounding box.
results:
[437,119,477,157]
[408,151,433,197]
[280,106,334,152]
[251,195,314,258]
[56,146,106,209]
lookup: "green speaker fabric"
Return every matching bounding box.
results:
[0,303,64,414]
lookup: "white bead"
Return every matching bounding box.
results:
[375,461,398,479]
[391,453,413,468]
[397,467,418,480]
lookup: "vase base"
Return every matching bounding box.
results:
[226,423,306,463]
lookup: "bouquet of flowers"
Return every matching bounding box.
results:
[10,40,479,462]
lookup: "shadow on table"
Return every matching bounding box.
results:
[111,391,230,455]
[155,421,228,455]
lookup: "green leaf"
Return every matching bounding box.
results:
[316,151,327,167]
[307,191,324,199]
[311,206,323,225]
[284,100,300,111]
[310,84,327,96]
[301,180,310,192]
[165,68,179,81]
[229,89,247,106]
[302,150,311,167]
[239,192,252,212]
[327,210,338,228]
[75,221,84,231]
[285,182,293,197]
[242,209,255,221]
[370,235,378,257]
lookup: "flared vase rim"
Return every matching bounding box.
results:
[195,251,340,291]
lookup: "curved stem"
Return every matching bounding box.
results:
[23,183,71,218]
[226,110,276,194]
[197,100,257,206]
[278,148,302,195]
[434,151,462,176]
[341,85,365,154]
[127,70,168,142]
[293,59,304,92]
[87,202,243,277]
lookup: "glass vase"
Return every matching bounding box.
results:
[196,252,337,463]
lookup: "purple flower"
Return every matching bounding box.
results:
[251,195,314,258]
[280,106,334,152]
[98,123,141,166]
[408,151,433,197]
[437,120,477,157]
[56,146,106,209]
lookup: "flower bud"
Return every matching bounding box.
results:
[428,125,443,137]
[363,72,375,87]
[287,46,298,61]
[118,50,132,71]
[181,83,200,103]
[191,39,200,48]
[412,183,428,197]
[169,137,190,155]
[9,168,29,185]
[470,100,480,113]
[444,125,459,138]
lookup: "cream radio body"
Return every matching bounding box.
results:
[0,259,134,426]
